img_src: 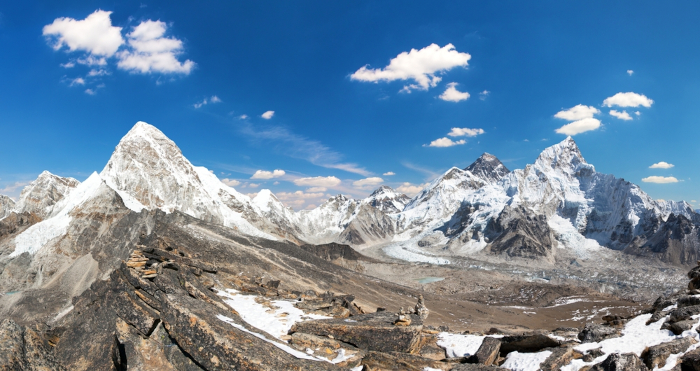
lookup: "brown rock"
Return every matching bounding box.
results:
[360,351,448,371]
[499,334,560,355]
[472,337,501,365]
[539,347,577,371]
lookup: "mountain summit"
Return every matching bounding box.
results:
[464,153,510,183]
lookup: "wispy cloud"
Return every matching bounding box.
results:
[401,162,440,180]
[238,123,371,176]
[194,95,222,109]
[0,181,30,198]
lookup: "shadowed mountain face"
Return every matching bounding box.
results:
[464,152,510,184]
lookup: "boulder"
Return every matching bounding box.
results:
[289,312,424,354]
[678,295,700,308]
[680,348,700,370]
[472,337,501,365]
[499,334,560,354]
[578,323,620,343]
[589,353,649,371]
[666,320,697,335]
[669,305,700,323]
[642,336,697,369]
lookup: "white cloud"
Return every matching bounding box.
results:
[248,183,260,188]
[194,95,222,109]
[635,111,641,116]
[603,92,653,108]
[61,61,75,68]
[250,169,285,179]
[383,171,395,176]
[293,176,341,187]
[627,70,634,76]
[85,88,96,95]
[87,69,109,76]
[649,162,674,169]
[642,176,679,184]
[352,177,384,188]
[43,10,124,56]
[69,77,85,86]
[307,187,327,192]
[424,137,466,147]
[396,182,427,196]
[609,110,632,121]
[261,110,275,119]
[77,55,107,66]
[439,82,470,102]
[448,127,485,137]
[350,43,471,92]
[555,118,601,136]
[479,90,489,100]
[554,105,600,121]
[239,114,248,119]
[221,178,241,187]
[117,20,195,74]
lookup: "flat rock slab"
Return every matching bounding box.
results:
[290,312,424,354]
[499,334,560,354]
[161,294,335,371]
[473,337,500,365]
[360,350,449,371]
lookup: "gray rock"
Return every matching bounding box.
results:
[642,336,696,369]
[578,323,620,343]
[590,353,649,371]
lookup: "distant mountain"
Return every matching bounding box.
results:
[14,171,80,219]
[363,186,410,214]
[0,195,14,220]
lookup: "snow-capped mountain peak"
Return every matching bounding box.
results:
[534,136,592,175]
[363,185,410,214]
[100,121,275,239]
[464,152,510,183]
[14,170,80,219]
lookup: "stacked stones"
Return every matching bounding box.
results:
[125,249,158,279]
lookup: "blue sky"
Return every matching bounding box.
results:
[1,1,699,210]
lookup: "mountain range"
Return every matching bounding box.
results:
[3,121,699,268]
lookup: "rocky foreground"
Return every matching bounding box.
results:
[3,219,700,371]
